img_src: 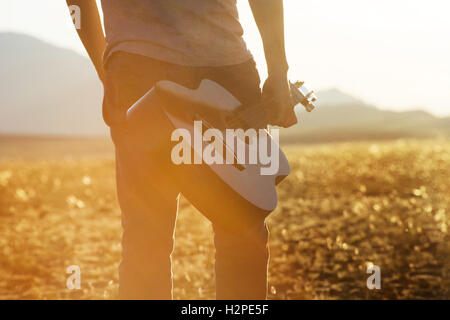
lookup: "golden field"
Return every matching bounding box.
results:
[0,137,449,299]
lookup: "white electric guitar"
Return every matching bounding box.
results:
[126,79,317,231]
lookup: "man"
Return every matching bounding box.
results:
[66,0,296,299]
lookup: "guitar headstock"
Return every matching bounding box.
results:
[290,81,317,112]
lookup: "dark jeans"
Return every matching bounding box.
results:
[104,52,269,299]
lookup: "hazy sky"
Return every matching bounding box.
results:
[1,0,449,116]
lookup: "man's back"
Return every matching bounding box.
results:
[67,0,292,299]
[101,0,252,67]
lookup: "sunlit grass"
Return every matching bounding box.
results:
[0,139,448,299]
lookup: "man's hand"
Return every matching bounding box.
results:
[102,73,127,125]
[262,73,297,128]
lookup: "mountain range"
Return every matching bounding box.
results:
[1,32,449,142]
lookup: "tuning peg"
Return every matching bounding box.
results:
[293,81,305,87]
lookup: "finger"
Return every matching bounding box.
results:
[280,109,298,128]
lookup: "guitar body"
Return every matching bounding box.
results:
[126,79,314,232]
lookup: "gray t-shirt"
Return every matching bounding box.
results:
[101,0,253,67]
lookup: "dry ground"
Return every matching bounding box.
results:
[0,137,449,299]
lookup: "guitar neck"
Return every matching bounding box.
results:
[229,82,316,129]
